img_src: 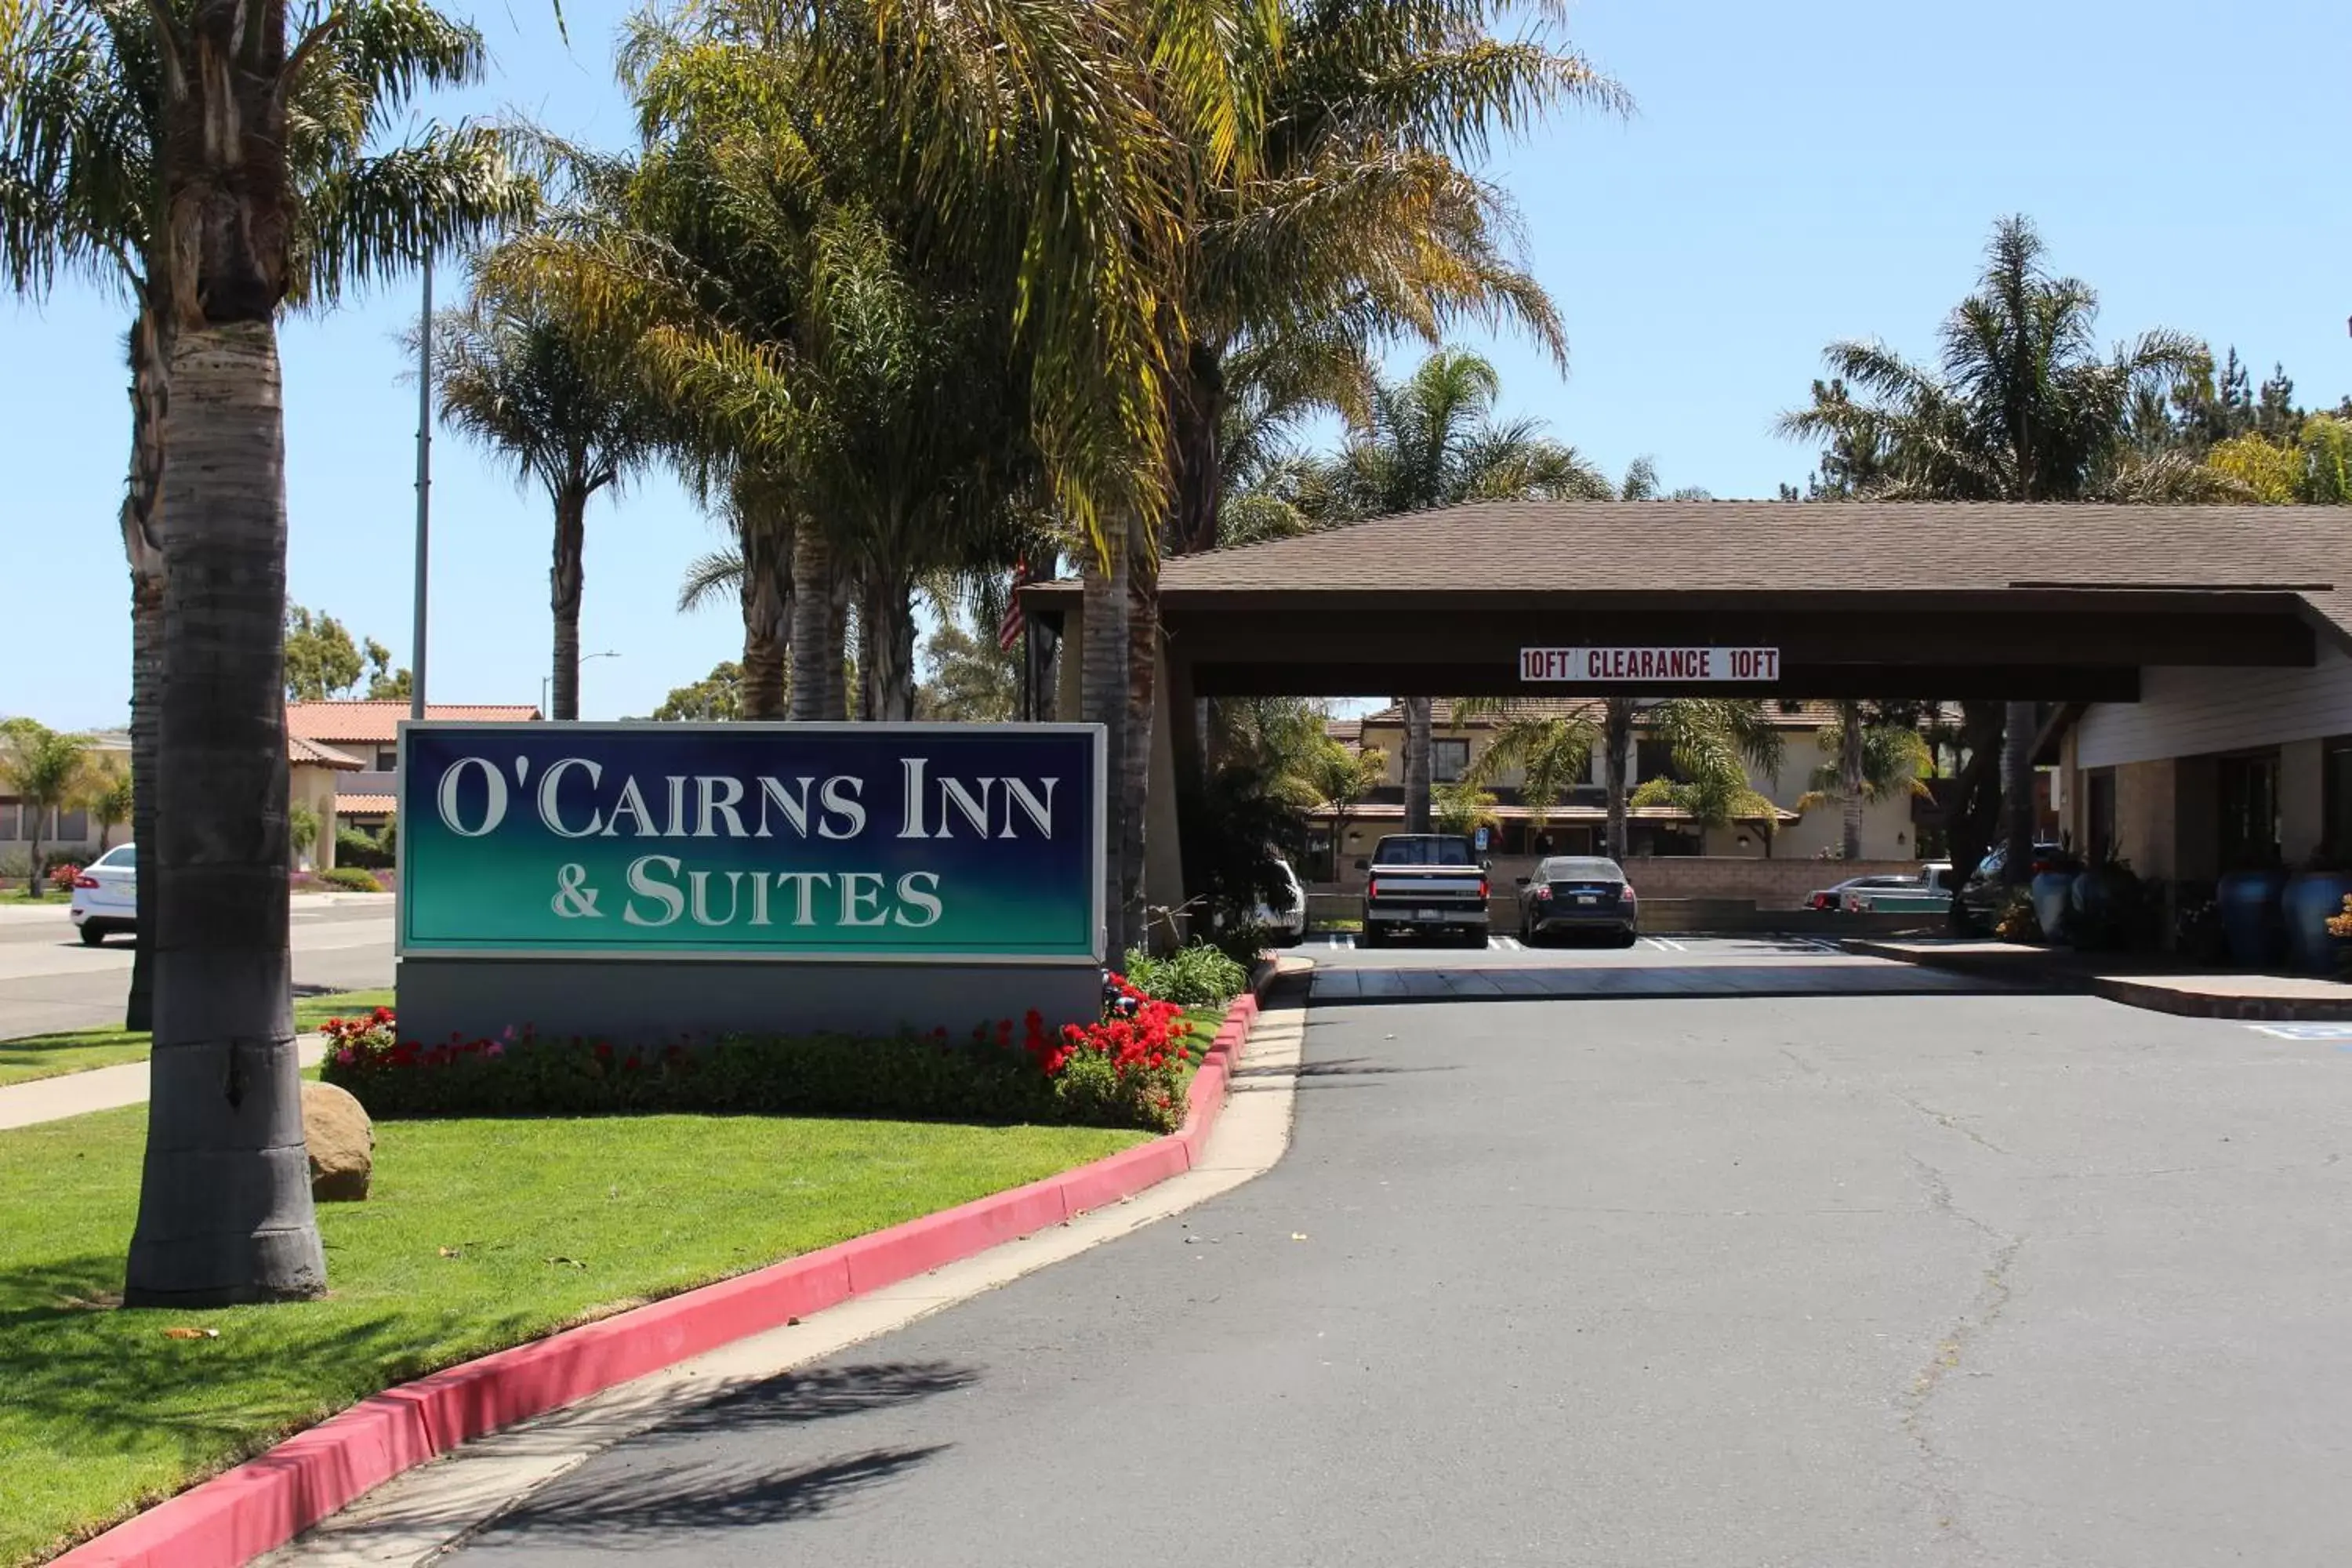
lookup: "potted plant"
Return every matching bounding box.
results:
[2029,839,2083,943]
[2214,851,2290,968]
[2281,845,2352,973]
[2070,852,2145,953]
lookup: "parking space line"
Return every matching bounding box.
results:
[1490,935,1523,952]
[1324,933,1355,950]
[1642,936,1689,953]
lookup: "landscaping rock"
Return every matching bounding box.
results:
[303,1081,374,1202]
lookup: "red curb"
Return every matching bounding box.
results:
[55,978,1276,1568]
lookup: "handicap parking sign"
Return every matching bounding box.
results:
[1474,826,1490,852]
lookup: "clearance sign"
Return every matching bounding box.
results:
[1519,646,1782,683]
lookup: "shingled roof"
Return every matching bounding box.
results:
[1152,500,2352,637]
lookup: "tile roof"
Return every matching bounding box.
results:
[1160,501,2350,613]
[335,793,397,815]
[289,735,365,770]
[286,702,541,743]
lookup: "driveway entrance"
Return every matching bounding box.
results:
[1305,932,1999,1002]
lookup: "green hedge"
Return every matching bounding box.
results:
[1121,942,1249,1007]
[322,1022,1193,1133]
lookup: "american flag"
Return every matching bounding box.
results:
[998,561,1029,652]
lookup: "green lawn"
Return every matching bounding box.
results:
[0,890,68,906]
[0,991,395,1090]
[0,1104,1142,1566]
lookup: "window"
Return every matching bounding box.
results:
[1431,739,1469,783]
[2085,768,2118,862]
[0,804,16,840]
[2216,751,2281,869]
[95,843,135,868]
[2325,738,2352,857]
[1373,836,1475,866]
[54,810,89,843]
[375,746,400,771]
[1634,738,1679,785]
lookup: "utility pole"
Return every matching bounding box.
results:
[410,256,433,724]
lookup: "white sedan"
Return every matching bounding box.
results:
[1251,858,1308,947]
[69,842,136,946]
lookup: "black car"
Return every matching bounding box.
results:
[1515,855,1639,946]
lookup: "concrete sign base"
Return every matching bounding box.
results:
[395,957,1104,1047]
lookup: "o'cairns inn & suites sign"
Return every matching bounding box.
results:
[394,721,1105,1041]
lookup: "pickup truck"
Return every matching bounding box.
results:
[1356,833,1490,947]
[1842,863,1957,914]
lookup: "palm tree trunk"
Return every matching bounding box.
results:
[547,481,589,721]
[124,298,171,1032]
[788,528,834,723]
[1603,699,1633,859]
[125,321,325,1306]
[1402,698,1432,834]
[737,514,790,720]
[1945,699,2007,930]
[1840,699,1866,861]
[1121,510,1157,953]
[826,565,853,720]
[2002,699,2037,884]
[858,570,918,722]
[1081,532,1127,960]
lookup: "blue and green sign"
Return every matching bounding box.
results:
[397,723,1103,964]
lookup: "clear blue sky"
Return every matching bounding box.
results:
[4,0,2346,730]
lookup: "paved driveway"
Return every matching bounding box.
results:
[445,942,2352,1567]
[0,900,394,1038]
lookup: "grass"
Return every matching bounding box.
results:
[0,1104,1143,1566]
[0,991,399,1090]
[0,890,67,906]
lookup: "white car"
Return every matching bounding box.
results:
[1250,858,1308,948]
[69,842,136,946]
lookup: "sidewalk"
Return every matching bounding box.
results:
[1843,937,2352,1022]
[0,891,390,929]
[0,1037,327,1131]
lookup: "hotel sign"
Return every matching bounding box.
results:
[1519,646,1782,683]
[397,721,1104,964]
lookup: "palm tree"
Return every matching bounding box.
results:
[1457,703,1598,833]
[0,0,531,1304]
[1,0,528,1037]
[1303,739,1387,880]
[431,286,653,720]
[1779,215,2202,895]
[84,753,135,851]
[1797,702,1933,860]
[1311,348,1610,831]
[0,720,92,894]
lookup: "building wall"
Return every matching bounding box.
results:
[291,763,343,871]
[1588,855,1924,910]
[2076,645,2352,768]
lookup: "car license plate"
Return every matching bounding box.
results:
[1414,908,1448,921]
[1576,894,1598,905]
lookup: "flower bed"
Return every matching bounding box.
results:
[321,978,1201,1133]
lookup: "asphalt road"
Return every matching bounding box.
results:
[442,938,2352,1568]
[0,900,394,1038]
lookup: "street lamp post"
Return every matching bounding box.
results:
[545,651,620,717]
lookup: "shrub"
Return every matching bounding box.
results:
[1993,891,2042,943]
[335,826,394,869]
[320,866,383,893]
[1122,942,1249,1007]
[321,985,1203,1133]
[46,862,81,894]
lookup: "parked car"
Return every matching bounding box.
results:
[1357,833,1489,947]
[1807,873,1922,912]
[1842,863,1956,913]
[68,842,136,946]
[1250,858,1308,947]
[1515,855,1639,946]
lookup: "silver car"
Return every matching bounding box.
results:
[1251,858,1308,948]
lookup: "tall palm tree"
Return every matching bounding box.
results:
[1312,348,1610,831]
[1780,215,2201,895]
[430,285,653,720]
[1798,702,1933,860]
[0,0,528,1304]
[1,0,528,1035]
